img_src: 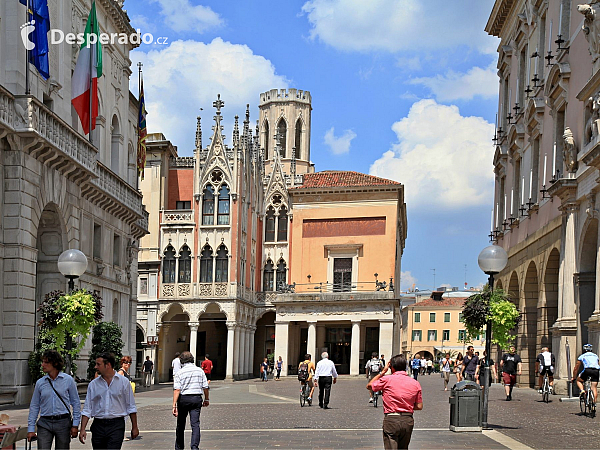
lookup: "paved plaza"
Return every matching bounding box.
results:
[2,374,600,449]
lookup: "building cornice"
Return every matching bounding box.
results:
[486,0,517,37]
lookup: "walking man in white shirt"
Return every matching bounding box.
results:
[79,352,138,450]
[313,352,338,409]
[172,352,182,379]
[173,351,209,450]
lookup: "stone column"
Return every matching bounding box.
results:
[307,321,317,361]
[239,325,247,379]
[350,320,361,376]
[316,325,326,363]
[248,326,256,377]
[379,320,394,363]
[233,324,241,378]
[274,321,289,377]
[226,322,236,380]
[188,322,199,362]
[244,326,252,377]
[559,204,578,320]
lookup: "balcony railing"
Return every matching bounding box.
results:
[284,278,394,294]
[161,282,229,299]
[162,209,194,225]
[0,89,97,183]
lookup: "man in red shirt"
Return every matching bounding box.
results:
[200,354,213,384]
[367,355,423,449]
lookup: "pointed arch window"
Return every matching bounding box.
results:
[162,245,176,283]
[178,245,191,283]
[277,118,287,158]
[215,244,228,283]
[276,259,287,291]
[265,207,276,242]
[263,259,274,291]
[217,184,230,225]
[202,185,215,225]
[264,120,270,159]
[277,206,288,242]
[294,119,302,159]
[200,245,213,283]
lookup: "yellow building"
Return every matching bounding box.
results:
[402,291,485,360]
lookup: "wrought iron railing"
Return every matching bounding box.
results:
[281,277,394,294]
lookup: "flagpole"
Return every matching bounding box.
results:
[25,0,31,94]
[136,62,142,191]
[88,1,94,144]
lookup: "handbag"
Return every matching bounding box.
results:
[46,379,73,428]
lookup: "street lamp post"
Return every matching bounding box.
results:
[477,244,508,429]
[57,249,88,375]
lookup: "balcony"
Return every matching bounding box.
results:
[0,88,97,184]
[162,209,195,226]
[82,162,146,228]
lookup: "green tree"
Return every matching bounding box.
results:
[461,286,521,350]
[87,322,124,380]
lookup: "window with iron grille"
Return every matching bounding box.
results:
[200,246,213,283]
[162,245,176,283]
[215,245,228,282]
[178,245,191,283]
[263,260,274,291]
[333,258,352,292]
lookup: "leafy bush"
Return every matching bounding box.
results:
[87,322,124,380]
[30,289,103,379]
[461,286,520,350]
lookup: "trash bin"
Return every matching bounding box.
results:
[449,380,482,432]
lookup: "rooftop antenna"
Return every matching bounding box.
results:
[431,268,436,291]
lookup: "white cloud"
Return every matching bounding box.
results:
[410,62,498,102]
[150,0,223,33]
[400,271,417,291]
[301,0,498,54]
[131,38,289,154]
[324,127,356,155]
[369,99,494,210]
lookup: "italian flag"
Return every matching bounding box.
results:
[71,1,102,135]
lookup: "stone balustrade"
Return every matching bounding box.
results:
[162,209,194,224]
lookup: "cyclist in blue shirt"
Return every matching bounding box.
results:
[573,343,600,402]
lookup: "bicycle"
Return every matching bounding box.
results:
[300,382,310,407]
[372,389,381,408]
[541,373,550,403]
[580,377,596,418]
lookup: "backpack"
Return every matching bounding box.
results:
[411,359,420,369]
[370,359,381,374]
[298,361,309,381]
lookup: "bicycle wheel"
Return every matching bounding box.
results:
[373,393,378,408]
[543,389,549,403]
[300,385,306,407]
[590,391,596,418]
[581,393,587,415]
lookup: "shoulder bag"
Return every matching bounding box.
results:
[46,378,73,428]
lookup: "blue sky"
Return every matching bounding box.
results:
[125,0,501,291]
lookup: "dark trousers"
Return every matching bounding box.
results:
[90,417,126,450]
[36,416,71,450]
[318,376,332,407]
[176,394,203,450]
[382,414,414,449]
[412,370,418,381]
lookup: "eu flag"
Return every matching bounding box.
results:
[19,0,50,80]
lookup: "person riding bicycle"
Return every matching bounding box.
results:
[365,352,384,403]
[535,346,555,394]
[298,353,315,406]
[574,343,600,403]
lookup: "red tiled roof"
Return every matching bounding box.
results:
[291,171,401,190]
[412,297,468,308]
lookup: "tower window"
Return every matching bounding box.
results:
[264,120,270,159]
[277,118,287,158]
[265,207,276,242]
[277,206,288,242]
[217,185,230,225]
[295,118,302,159]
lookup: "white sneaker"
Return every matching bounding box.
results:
[369,398,373,403]
[538,389,542,393]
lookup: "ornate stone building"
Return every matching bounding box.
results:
[486,0,600,391]
[137,89,407,381]
[0,0,148,404]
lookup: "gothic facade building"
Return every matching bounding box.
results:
[0,0,148,405]
[487,0,600,391]
[137,89,407,381]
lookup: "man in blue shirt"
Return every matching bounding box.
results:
[27,350,80,449]
[574,343,600,403]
